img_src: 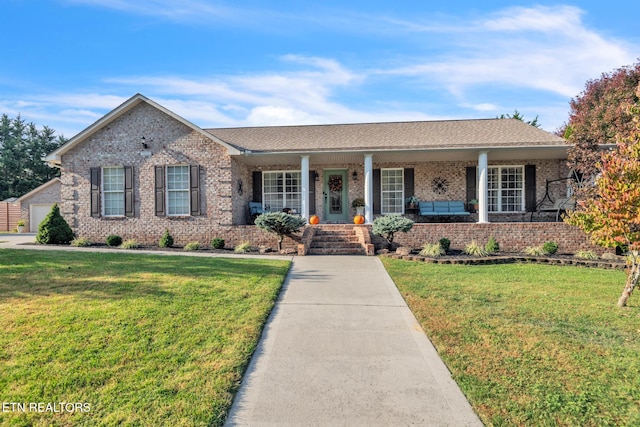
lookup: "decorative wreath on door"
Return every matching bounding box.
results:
[328,176,343,193]
[431,177,449,195]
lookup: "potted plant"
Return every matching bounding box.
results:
[405,196,419,209]
[351,198,365,215]
[469,199,479,213]
[16,219,25,233]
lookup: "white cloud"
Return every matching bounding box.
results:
[379,5,637,99]
[64,0,234,20]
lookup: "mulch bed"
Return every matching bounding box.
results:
[380,252,627,270]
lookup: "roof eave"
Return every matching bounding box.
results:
[235,144,570,157]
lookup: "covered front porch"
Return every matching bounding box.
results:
[236,145,571,226]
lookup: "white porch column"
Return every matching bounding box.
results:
[478,151,489,223]
[301,155,310,221]
[364,154,373,224]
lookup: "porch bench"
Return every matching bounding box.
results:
[419,201,470,218]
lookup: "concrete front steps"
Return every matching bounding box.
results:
[308,225,367,255]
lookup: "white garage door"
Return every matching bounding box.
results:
[30,204,53,233]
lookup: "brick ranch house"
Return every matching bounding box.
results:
[45,93,599,255]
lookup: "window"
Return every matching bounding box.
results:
[263,171,301,213]
[487,166,524,212]
[381,168,404,214]
[91,166,133,218]
[154,165,200,217]
[102,167,125,216]
[167,165,190,216]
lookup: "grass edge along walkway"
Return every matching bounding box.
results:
[0,249,290,427]
[382,258,640,427]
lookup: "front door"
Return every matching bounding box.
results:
[323,170,349,222]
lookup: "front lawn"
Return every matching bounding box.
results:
[382,259,640,426]
[0,249,290,426]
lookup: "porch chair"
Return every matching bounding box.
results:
[248,201,265,222]
[539,197,576,222]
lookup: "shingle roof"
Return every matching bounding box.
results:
[206,118,565,153]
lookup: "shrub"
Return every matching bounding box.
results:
[524,245,546,256]
[120,239,140,249]
[159,229,174,248]
[211,237,225,249]
[419,242,445,258]
[35,204,74,245]
[372,215,414,247]
[71,237,91,247]
[543,241,559,255]
[184,241,200,251]
[439,238,451,252]
[106,234,123,247]
[485,236,500,253]
[254,212,306,251]
[234,241,252,253]
[464,241,489,257]
[575,250,598,260]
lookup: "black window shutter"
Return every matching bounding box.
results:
[525,164,536,212]
[124,166,134,217]
[154,166,165,216]
[190,165,201,216]
[309,170,316,215]
[404,168,414,200]
[252,171,262,202]
[90,167,101,218]
[466,167,477,203]
[373,169,381,214]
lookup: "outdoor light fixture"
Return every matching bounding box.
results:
[314,171,320,181]
[352,171,358,181]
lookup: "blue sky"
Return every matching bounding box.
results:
[1,0,638,137]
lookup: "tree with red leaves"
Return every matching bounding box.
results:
[562,61,640,191]
[566,86,640,307]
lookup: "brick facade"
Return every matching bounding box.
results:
[60,103,240,244]
[57,100,584,251]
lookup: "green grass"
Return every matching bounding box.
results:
[382,259,640,426]
[0,249,290,426]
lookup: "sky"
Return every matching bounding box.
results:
[1,1,638,138]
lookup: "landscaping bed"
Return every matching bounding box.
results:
[380,251,626,270]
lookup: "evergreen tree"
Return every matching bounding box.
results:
[0,114,66,200]
[497,109,541,128]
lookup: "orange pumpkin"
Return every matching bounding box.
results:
[353,214,365,224]
[309,215,320,225]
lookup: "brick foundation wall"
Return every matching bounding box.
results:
[366,222,604,255]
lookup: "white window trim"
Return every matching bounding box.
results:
[166,165,190,217]
[381,168,405,215]
[487,165,525,213]
[262,170,302,213]
[101,166,124,217]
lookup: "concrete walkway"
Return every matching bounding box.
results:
[225,256,482,426]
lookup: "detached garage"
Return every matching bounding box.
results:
[18,178,61,232]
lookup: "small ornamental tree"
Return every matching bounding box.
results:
[35,203,74,245]
[566,90,640,307]
[372,215,414,248]
[254,212,306,252]
[159,229,174,248]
